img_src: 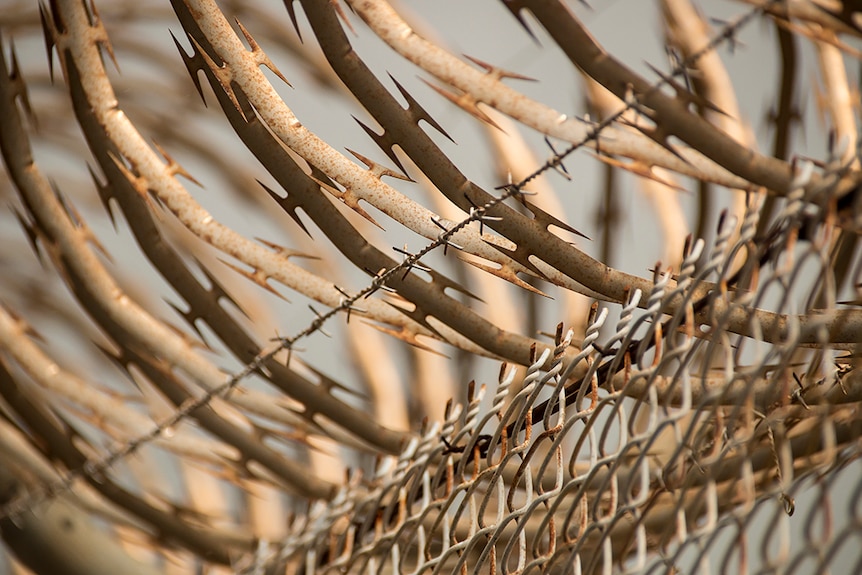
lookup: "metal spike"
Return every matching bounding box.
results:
[501,0,539,43]
[7,40,36,127]
[587,153,687,192]
[38,3,58,82]
[106,151,152,206]
[645,61,728,116]
[194,257,251,319]
[308,174,385,230]
[331,0,357,35]
[665,46,692,93]
[709,18,745,54]
[12,208,43,264]
[218,258,289,302]
[308,306,333,338]
[492,182,536,198]
[346,148,412,182]
[363,267,397,297]
[424,266,483,302]
[305,364,365,398]
[255,237,319,261]
[524,200,591,240]
[188,34,241,114]
[380,300,446,342]
[65,197,112,260]
[420,79,502,131]
[463,259,550,297]
[152,141,202,186]
[362,322,447,355]
[282,0,302,41]
[480,236,552,283]
[353,116,408,175]
[332,285,367,323]
[543,136,572,180]
[463,194,503,236]
[620,118,692,165]
[389,75,454,142]
[165,300,209,345]
[161,317,211,351]
[2,308,43,342]
[430,216,465,255]
[86,165,117,229]
[171,31,207,105]
[462,54,536,82]
[258,180,311,237]
[88,1,119,72]
[393,245,432,280]
[235,18,292,87]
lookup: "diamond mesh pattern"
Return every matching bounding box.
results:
[259,190,862,574]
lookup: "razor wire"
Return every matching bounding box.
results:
[0,0,793,533]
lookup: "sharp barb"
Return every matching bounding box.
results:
[165,299,209,345]
[588,153,687,192]
[645,61,728,116]
[420,78,502,131]
[621,118,692,165]
[381,300,446,341]
[362,322,447,356]
[38,2,57,82]
[255,237,319,260]
[389,74,454,142]
[524,200,590,240]
[218,258,289,302]
[87,164,117,229]
[353,116,408,174]
[171,31,207,105]
[194,257,251,319]
[346,147,412,181]
[282,0,302,41]
[463,259,550,297]
[501,0,539,44]
[7,40,36,127]
[258,180,312,237]
[462,53,536,82]
[12,207,43,264]
[308,173,385,230]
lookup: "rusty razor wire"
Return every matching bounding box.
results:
[0,1,860,574]
[0,0,781,525]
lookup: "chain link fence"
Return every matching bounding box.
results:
[252,182,862,574]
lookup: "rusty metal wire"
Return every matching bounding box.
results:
[0,0,785,528]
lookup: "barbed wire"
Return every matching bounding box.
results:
[0,0,778,524]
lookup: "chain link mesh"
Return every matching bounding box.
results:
[248,173,861,574]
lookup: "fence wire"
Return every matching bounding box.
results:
[240,161,862,574]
